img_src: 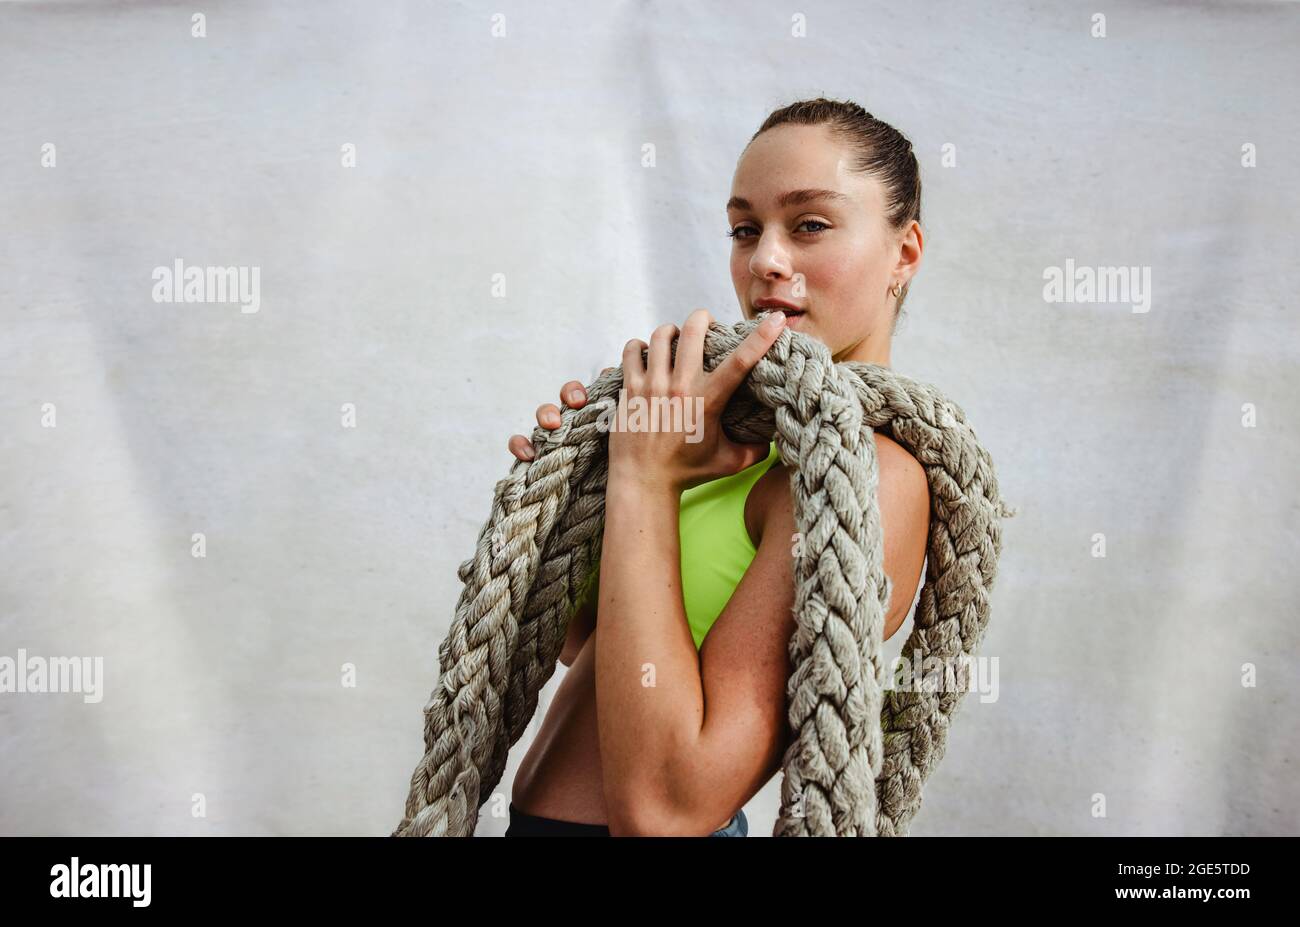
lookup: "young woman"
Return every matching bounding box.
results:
[502,98,931,837]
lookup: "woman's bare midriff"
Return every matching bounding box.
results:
[510,631,734,833]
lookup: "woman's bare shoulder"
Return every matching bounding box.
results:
[745,434,928,639]
[751,433,926,509]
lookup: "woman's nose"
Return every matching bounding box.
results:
[750,236,791,279]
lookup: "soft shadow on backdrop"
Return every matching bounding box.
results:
[1,0,1297,835]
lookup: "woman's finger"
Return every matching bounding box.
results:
[535,402,562,429]
[508,434,536,461]
[647,323,678,390]
[560,380,587,408]
[622,338,648,391]
[675,309,710,387]
[709,310,786,402]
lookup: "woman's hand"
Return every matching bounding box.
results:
[508,368,615,461]
[608,308,787,494]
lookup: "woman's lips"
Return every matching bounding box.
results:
[755,306,807,328]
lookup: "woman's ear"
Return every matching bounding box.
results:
[893,220,924,283]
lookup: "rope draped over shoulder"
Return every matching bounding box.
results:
[393,316,1015,837]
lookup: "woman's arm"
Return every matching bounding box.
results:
[594,477,701,835]
[593,310,788,836]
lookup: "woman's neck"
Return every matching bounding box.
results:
[832,330,892,367]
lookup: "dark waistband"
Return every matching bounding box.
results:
[506,802,612,837]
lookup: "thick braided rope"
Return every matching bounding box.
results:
[393,316,1013,837]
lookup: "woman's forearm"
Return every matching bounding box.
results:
[594,475,704,832]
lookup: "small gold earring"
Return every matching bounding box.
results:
[891,281,903,298]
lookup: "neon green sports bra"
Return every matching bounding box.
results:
[571,440,782,649]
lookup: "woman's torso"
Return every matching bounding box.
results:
[510,441,782,829]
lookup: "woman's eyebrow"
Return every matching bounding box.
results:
[726,188,849,212]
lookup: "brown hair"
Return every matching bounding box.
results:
[750,97,922,323]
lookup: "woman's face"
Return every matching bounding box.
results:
[727,123,921,366]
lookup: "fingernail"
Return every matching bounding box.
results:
[523,446,536,460]
[763,312,787,332]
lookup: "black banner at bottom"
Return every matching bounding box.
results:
[0,835,1287,914]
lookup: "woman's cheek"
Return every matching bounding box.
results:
[805,247,857,292]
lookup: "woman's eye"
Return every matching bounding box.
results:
[727,220,828,240]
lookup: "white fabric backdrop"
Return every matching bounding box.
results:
[2,0,1297,836]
